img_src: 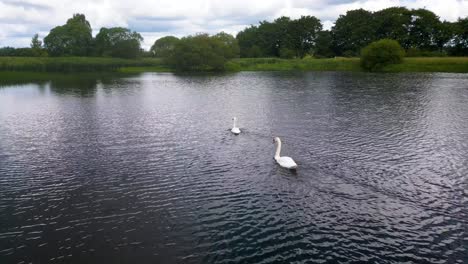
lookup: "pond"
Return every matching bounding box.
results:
[0,72,467,263]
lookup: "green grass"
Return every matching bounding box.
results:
[227,57,361,72]
[381,57,468,73]
[0,56,467,73]
[0,57,165,72]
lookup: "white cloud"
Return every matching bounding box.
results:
[0,0,466,49]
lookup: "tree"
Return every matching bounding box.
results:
[373,7,412,49]
[169,34,227,71]
[30,34,42,49]
[44,14,92,56]
[30,34,47,57]
[360,39,405,71]
[150,36,180,58]
[288,15,322,58]
[332,9,376,56]
[212,32,240,59]
[237,26,264,57]
[450,17,468,55]
[94,27,143,58]
[314,30,334,58]
[407,9,442,50]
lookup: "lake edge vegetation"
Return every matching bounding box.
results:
[1,7,467,73]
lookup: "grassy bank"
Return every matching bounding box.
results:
[227,57,468,73]
[381,57,468,73]
[0,57,165,72]
[227,57,362,71]
[0,56,467,73]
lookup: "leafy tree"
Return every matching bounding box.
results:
[407,9,442,50]
[150,36,180,58]
[30,34,48,57]
[169,34,226,71]
[332,9,376,56]
[44,14,92,56]
[212,32,240,59]
[94,27,143,58]
[237,26,264,57]
[279,47,295,58]
[30,34,42,49]
[450,17,468,55]
[373,7,412,49]
[288,16,322,58]
[314,31,334,58]
[361,39,405,71]
[0,47,16,56]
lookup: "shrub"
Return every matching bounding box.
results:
[169,34,233,71]
[360,39,405,71]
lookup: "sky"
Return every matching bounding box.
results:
[1,0,467,50]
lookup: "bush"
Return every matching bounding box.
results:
[279,48,295,59]
[360,39,405,71]
[169,34,232,71]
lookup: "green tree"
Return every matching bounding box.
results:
[150,36,180,58]
[450,17,468,55]
[169,34,227,71]
[44,14,92,56]
[314,30,334,58]
[361,39,405,71]
[212,32,240,59]
[407,9,442,50]
[30,33,47,57]
[332,9,376,56]
[94,27,143,58]
[30,34,42,49]
[288,15,322,58]
[373,7,412,49]
[237,26,265,57]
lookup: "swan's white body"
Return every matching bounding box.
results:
[231,117,241,135]
[274,137,297,169]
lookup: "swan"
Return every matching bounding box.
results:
[231,117,241,135]
[273,137,297,169]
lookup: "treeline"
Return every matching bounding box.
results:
[151,7,468,70]
[0,14,144,59]
[1,7,467,71]
[236,7,468,58]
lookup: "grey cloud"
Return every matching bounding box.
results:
[3,0,51,10]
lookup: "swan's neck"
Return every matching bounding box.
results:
[275,140,282,159]
[232,119,237,128]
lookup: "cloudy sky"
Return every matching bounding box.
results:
[1,0,467,50]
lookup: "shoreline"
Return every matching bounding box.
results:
[0,57,467,74]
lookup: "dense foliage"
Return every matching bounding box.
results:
[94,27,143,58]
[236,7,468,58]
[150,36,180,58]
[237,16,322,58]
[168,33,239,71]
[44,14,93,56]
[361,39,405,71]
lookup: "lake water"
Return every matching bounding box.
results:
[0,72,467,263]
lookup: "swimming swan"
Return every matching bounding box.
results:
[273,137,297,169]
[231,117,241,135]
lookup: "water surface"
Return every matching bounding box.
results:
[0,72,467,263]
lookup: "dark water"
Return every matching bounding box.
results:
[0,72,467,263]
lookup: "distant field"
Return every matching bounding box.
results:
[0,56,467,73]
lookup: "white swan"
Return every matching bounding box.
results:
[274,137,297,169]
[231,117,241,135]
